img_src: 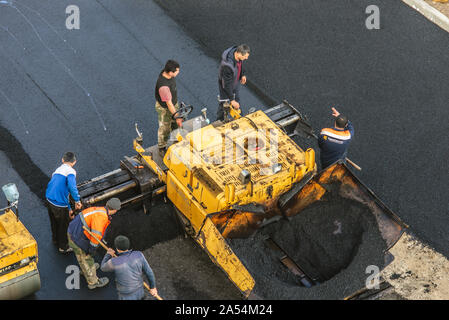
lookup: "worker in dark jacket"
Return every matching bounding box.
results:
[67,198,121,289]
[217,44,250,121]
[45,152,82,253]
[318,107,354,169]
[101,235,158,300]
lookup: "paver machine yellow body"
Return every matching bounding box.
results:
[77,101,406,298]
[137,109,317,295]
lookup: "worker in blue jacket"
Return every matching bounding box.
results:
[101,235,158,300]
[318,107,354,169]
[45,152,82,253]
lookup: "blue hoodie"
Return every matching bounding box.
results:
[45,163,80,208]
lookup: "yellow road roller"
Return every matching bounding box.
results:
[77,100,407,299]
[0,183,40,300]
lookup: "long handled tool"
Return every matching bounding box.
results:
[82,226,163,300]
[83,226,116,256]
[344,157,362,171]
[143,282,163,300]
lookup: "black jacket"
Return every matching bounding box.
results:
[218,46,245,101]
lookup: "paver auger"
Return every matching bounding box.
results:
[77,101,407,298]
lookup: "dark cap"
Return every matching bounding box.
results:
[335,115,348,128]
[106,198,121,211]
[114,235,130,251]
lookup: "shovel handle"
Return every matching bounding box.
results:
[143,282,163,300]
[345,157,362,171]
[82,226,117,257]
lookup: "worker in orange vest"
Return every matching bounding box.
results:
[67,198,121,289]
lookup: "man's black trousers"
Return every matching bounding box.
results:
[46,200,70,250]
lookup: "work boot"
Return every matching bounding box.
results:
[88,277,109,289]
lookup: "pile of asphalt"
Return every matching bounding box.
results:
[227,190,387,300]
[142,236,243,300]
[104,202,182,251]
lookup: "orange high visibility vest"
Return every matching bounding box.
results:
[79,206,111,248]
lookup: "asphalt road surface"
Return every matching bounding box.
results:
[0,0,448,300]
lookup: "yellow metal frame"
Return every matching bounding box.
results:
[164,111,317,216]
[166,170,255,296]
[197,218,255,296]
[133,139,167,183]
[229,106,241,119]
[0,209,39,286]
[134,110,317,297]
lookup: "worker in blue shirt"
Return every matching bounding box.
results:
[101,235,158,300]
[45,152,82,253]
[318,107,354,169]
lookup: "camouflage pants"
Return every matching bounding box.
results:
[67,233,98,286]
[155,101,179,149]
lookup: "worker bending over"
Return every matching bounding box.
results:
[101,235,158,300]
[67,198,122,289]
[318,107,354,169]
